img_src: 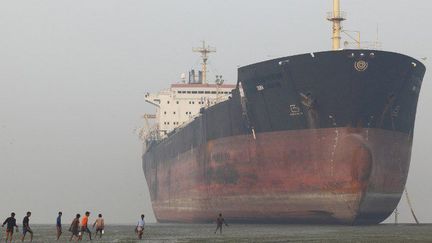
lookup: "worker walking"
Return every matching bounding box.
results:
[214,213,228,234]
[69,214,80,242]
[21,212,33,242]
[79,211,92,241]
[93,214,105,239]
[2,212,19,243]
[56,212,62,240]
[135,214,145,240]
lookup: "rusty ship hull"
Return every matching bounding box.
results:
[142,50,425,224]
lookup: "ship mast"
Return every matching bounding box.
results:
[327,0,346,50]
[193,41,216,84]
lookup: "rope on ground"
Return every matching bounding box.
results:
[404,187,420,224]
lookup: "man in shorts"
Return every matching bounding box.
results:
[214,213,228,234]
[2,212,19,243]
[79,211,92,241]
[56,212,62,240]
[21,212,33,242]
[136,214,145,239]
[92,214,104,239]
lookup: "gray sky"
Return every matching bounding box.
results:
[0,0,431,224]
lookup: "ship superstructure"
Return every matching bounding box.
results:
[142,42,235,139]
[144,83,235,137]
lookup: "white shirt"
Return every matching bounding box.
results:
[137,219,145,227]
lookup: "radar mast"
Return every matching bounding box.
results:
[193,41,216,84]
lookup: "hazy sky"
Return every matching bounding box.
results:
[0,0,431,224]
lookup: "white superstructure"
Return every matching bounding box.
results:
[145,83,235,137]
[142,41,235,140]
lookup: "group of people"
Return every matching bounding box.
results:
[1,211,106,242]
[61,211,105,242]
[2,211,229,241]
[2,211,146,242]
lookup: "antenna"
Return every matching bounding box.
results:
[327,0,346,50]
[375,23,382,49]
[193,41,216,84]
[376,24,379,44]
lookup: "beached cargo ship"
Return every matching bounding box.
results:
[140,0,426,224]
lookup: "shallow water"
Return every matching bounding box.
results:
[1,224,431,242]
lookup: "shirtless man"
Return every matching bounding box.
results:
[2,212,19,243]
[21,212,33,242]
[92,214,105,239]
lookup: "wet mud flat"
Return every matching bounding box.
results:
[2,223,431,242]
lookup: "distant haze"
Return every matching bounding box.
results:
[0,0,430,224]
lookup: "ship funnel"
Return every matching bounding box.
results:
[327,0,346,50]
[189,70,196,83]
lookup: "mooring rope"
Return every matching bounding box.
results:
[404,187,420,224]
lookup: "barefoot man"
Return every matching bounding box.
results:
[214,213,228,234]
[21,212,33,242]
[69,214,80,242]
[79,211,92,241]
[135,214,145,240]
[56,212,62,240]
[92,214,105,239]
[2,212,19,243]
